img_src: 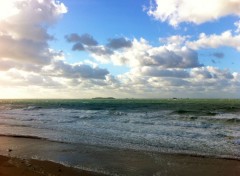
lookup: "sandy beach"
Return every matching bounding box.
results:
[0,136,239,176]
[0,155,103,176]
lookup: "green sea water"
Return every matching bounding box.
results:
[1,98,240,113]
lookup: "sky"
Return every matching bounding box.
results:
[0,0,240,99]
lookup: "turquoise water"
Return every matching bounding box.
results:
[0,99,239,159]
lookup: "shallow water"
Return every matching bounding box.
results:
[0,99,239,159]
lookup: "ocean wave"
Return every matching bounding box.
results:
[172,109,219,116]
[23,106,43,111]
[0,134,47,140]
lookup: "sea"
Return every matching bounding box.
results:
[0,99,239,174]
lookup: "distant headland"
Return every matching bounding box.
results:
[92,97,115,100]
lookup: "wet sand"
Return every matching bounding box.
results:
[0,155,103,176]
[0,136,239,176]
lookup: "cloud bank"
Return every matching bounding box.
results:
[64,33,240,98]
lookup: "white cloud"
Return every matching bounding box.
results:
[0,0,67,65]
[0,69,63,88]
[186,31,240,50]
[160,35,189,48]
[0,59,42,71]
[234,20,240,33]
[148,0,240,26]
[159,31,240,51]
[0,1,20,20]
[0,62,239,98]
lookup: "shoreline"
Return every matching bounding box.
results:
[1,134,239,162]
[0,136,239,176]
[0,155,104,176]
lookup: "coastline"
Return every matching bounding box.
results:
[0,136,239,176]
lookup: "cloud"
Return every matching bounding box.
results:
[133,66,190,78]
[0,34,52,64]
[66,34,133,53]
[186,31,240,51]
[83,38,202,69]
[65,33,100,52]
[65,33,81,43]
[63,32,240,98]
[88,46,113,56]
[0,59,111,90]
[190,67,214,79]
[106,37,132,49]
[66,34,201,69]
[65,33,98,46]
[190,67,234,80]
[0,59,42,72]
[147,0,240,26]
[146,47,202,68]
[0,69,63,88]
[160,35,189,47]
[51,61,109,79]
[115,60,238,97]
[72,42,85,51]
[234,20,240,33]
[0,1,116,92]
[0,0,67,65]
[159,32,240,52]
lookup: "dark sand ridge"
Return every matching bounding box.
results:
[0,136,239,176]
